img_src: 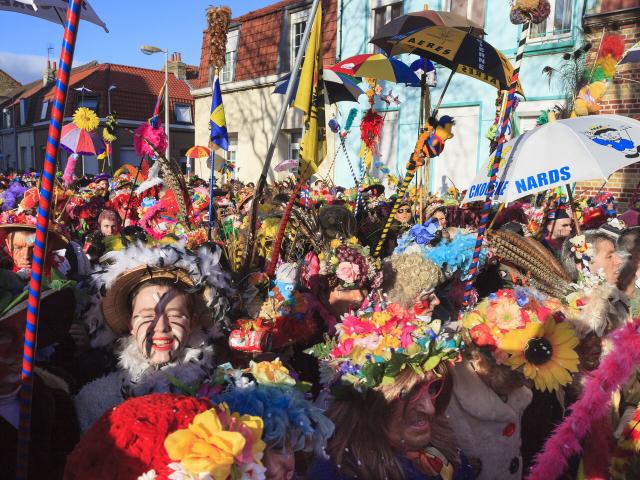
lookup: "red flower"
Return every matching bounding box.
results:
[470,324,496,348]
[503,422,516,437]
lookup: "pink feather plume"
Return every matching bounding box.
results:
[527,319,640,480]
[134,123,168,158]
[63,154,78,187]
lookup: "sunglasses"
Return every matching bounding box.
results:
[400,377,445,404]
[397,208,412,214]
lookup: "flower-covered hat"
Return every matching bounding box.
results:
[64,393,266,480]
[309,303,461,392]
[318,237,383,290]
[461,288,579,392]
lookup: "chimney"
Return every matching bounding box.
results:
[167,51,187,81]
[42,60,56,87]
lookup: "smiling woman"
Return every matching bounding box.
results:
[73,243,232,432]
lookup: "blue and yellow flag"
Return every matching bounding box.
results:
[292,5,325,180]
[210,73,228,151]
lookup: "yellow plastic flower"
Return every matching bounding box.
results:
[462,310,484,329]
[249,358,296,386]
[164,408,246,480]
[371,311,391,327]
[72,107,99,131]
[487,298,524,331]
[498,317,579,392]
[330,239,341,249]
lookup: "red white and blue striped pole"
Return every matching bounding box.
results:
[16,1,83,477]
[462,22,530,307]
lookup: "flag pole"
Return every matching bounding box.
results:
[242,0,322,277]
[16,1,83,478]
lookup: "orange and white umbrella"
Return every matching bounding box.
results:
[185,145,212,159]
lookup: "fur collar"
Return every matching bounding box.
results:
[451,361,532,422]
[117,328,215,384]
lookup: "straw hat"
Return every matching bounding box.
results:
[97,243,232,336]
[0,222,69,251]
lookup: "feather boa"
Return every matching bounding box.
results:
[527,319,640,480]
[134,122,168,158]
[63,154,78,187]
[0,181,27,211]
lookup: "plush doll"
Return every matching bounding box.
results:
[412,116,455,165]
[572,81,609,117]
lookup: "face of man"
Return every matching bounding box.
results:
[432,211,447,229]
[0,316,25,395]
[6,230,35,270]
[591,238,623,284]
[547,218,572,241]
[100,218,119,236]
[395,205,412,224]
[130,285,193,366]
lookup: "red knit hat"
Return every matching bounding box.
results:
[64,394,212,480]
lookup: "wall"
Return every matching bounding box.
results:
[335,0,585,192]
[573,7,640,206]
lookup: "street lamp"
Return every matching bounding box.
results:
[140,44,170,159]
[107,84,117,115]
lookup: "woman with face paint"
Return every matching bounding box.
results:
[73,243,232,432]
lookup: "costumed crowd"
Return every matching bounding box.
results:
[3,131,640,480]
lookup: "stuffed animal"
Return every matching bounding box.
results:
[412,116,455,165]
[572,81,608,117]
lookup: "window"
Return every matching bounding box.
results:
[40,101,49,120]
[175,103,192,123]
[226,133,238,163]
[78,96,98,111]
[289,130,302,160]
[19,99,26,125]
[2,108,11,129]
[221,29,239,83]
[119,146,139,167]
[530,0,573,40]
[290,9,309,69]
[372,1,402,37]
[447,0,485,25]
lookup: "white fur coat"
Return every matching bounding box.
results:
[74,329,215,433]
[445,361,533,480]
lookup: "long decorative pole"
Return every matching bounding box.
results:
[241,0,322,277]
[462,21,530,306]
[16,1,83,478]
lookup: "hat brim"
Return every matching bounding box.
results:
[101,265,196,335]
[0,223,68,251]
[1,288,74,348]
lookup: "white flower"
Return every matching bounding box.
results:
[138,470,157,480]
[168,463,213,480]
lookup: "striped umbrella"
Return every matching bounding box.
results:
[185,145,212,159]
[327,53,420,86]
[274,68,365,104]
[60,123,106,156]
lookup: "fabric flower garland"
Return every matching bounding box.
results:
[73,106,100,131]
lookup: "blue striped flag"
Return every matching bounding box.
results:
[210,73,228,151]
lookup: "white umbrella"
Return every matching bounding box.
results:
[1,0,108,32]
[274,158,299,172]
[462,115,640,204]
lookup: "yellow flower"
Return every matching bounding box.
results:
[330,239,341,249]
[72,107,99,131]
[371,311,391,326]
[487,298,524,331]
[347,236,359,246]
[249,358,296,386]
[462,310,484,329]
[498,317,579,392]
[164,408,246,480]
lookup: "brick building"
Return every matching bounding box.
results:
[191,0,337,183]
[0,60,196,173]
[574,2,640,205]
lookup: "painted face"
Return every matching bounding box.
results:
[591,238,623,284]
[432,211,447,229]
[6,230,36,270]
[548,218,572,241]
[100,219,119,236]
[395,205,412,224]
[387,376,443,451]
[263,446,295,480]
[414,291,440,318]
[130,285,193,366]
[0,316,25,395]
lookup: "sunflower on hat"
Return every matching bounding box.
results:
[461,288,579,392]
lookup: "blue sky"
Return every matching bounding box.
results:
[0,0,273,84]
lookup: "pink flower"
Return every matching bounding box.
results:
[340,315,375,336]
[336,262,360,284]
[331,338,354,357]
